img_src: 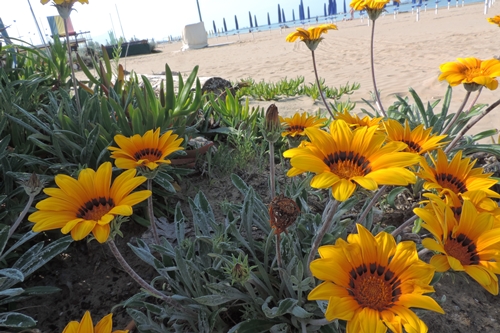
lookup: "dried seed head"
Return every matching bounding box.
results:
[269,194,300,235]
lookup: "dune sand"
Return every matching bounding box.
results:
[84,2,500,137]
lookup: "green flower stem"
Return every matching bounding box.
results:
[9,194,35,238]
[147,179,160,245]
[107,238,181,307]
[369,19,387,117]
[356,185,387,225]
[441,91,471,135]
[63,18,82,115]
[307,199,340,276]
[445,97,500,153]
[269,142,276,200]
[391,215,418,237]
[311,50,335,119]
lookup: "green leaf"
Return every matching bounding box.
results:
[0,225,10,257]
[227,319,278,333]
[0,269,24,283]
[80,125,100,166]
[0,312,36,328]
[386,187,410,209]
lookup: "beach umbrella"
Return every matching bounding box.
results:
[249,11,253,28]
[293,9,296,21]
[254,15,258,27]
[267,12,271,26]
[324,3,327,16]
[212,20,217,35]
[308,6,311,19]
[333,0,337,14]
[278,4,282,23]
[343,0,347,14]
[223,18,227,32]
[235,15,239,30]
[282,8,286,22]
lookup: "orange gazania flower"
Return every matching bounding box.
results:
[109,128,184,171]
[487,15,500,27]
[334,109,382,129]
[417,149,498,199]
[62,311,127,333]
[41,0,88,4]
[284,119,419,201]
[280,112,327,137]
[28,162,151,243]
[383,119,447,155]
[438,57,500,91]
[285,24,337,51]
[309,224,444,331]
[415,196,500,295]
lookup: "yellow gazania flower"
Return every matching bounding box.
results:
[28,162,151,243]
[62,311,128,333]
[417,149,498,199]
[280,112,327,137]
[284,119,420,201]
[415,197,500,295]
[350,0,396,20]
[383,119,448,155]
[487,15,500,27]
[285,24,337,51]
[109,128,184,171]
[334,109,382,129]
[438,57,500,91]
[41,0,88,4]
[309,224,444,332]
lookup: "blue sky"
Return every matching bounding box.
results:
[1,0,341,45]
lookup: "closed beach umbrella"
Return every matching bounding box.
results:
[213,20,217,35]
[282,8,286,22]
[267,12,271,25]
[223,18,227,32]
[343,0,347,14]
[254,15,258,27]
[324,3,327,16]
[249,11,253,28]
[235,15,239,30]
[293,9,296,21]
[278,4,282,23]
[308,6,310,19]
[333,0,337,14]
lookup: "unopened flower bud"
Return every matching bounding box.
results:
[263,104,282,143]
[20,173,45,197]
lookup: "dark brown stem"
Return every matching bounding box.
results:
[147,179,160,245]
[391,215,418,237]
[63,18,82,114]
[370,19,386,117]
[445,97,500,153]
[311,50,334,119]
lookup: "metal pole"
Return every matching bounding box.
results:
[27,0,47,46]
[196,0,203,22]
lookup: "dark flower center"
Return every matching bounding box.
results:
[348,263,401,311]
[435,173,468,193]
[77,197,115,220]
[401,139,422,153]
[444,232,480,266]
[133,148,163,161]
[289,125,306,132]
[323,151,372,179]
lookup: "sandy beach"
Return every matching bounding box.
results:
[82,2,500,137]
